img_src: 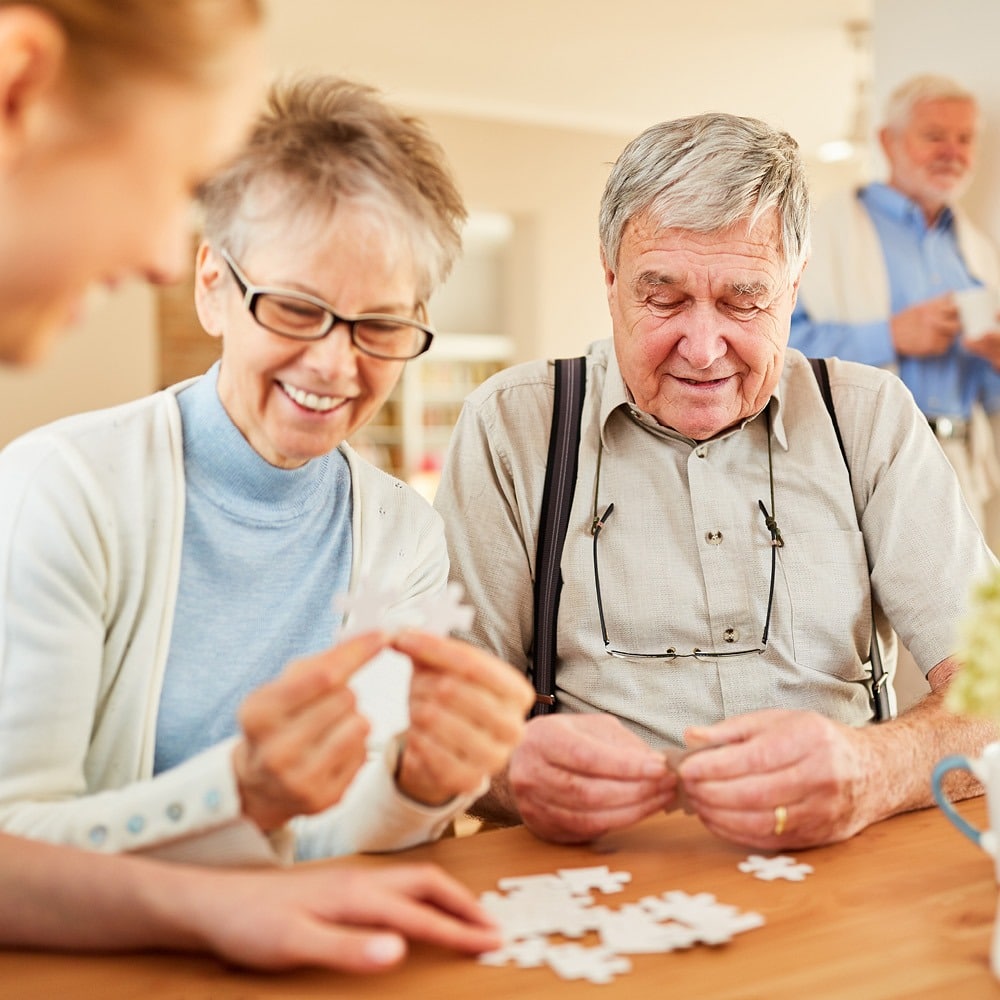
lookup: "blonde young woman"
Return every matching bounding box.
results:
[0,0,507,973]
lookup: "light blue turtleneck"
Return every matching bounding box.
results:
[154,363,353,774]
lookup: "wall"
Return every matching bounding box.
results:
[0,283,156,447]
[0,13,862,446]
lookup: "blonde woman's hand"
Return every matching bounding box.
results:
[176,861,501,971]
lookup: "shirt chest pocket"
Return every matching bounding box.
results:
[773,528,874,681]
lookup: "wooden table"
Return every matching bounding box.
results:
[2,800,997,998]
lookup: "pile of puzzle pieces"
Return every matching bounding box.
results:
[477,864,772,985]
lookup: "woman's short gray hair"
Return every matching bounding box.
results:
[882,74,978,134]
[198,75,467,302]
[599,112,810,285]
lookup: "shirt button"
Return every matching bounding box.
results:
[723,628,739,643]
[88,824,108,847]
[706,530,723,544]
[126,814,145,835]
[695,447,707,459]
[204,789,222,812]
[166,802,184,822]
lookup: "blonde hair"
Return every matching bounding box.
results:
[200,75,467,302]
[9,0,262,92]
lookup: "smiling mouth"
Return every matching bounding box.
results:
[279,380,346,413]
[677,374,730,386]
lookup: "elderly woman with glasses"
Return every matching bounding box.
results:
[0,75,533,865]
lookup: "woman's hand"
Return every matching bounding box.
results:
[390,631,535,806]
[177,861,501,971]
[233,632,388,831]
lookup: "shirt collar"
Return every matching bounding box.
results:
[599,338,789,449]
[862,181,956,234]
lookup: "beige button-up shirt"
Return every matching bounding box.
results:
[435,339,995,749]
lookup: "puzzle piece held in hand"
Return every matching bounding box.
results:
[333,576,404,638]
[738,854,814,882]
[334,578,474,640]
[412,581,475,636]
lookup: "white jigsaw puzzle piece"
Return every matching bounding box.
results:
[478,935,549,968]
[336,578,474,640]
[479,886,602,940]
[738,854,814,882]
[556,865,632,896]
[639,891,765,945]
[412,580,475,636]
[333,575,404,638]
[478,867,765,984]
[496,873,566,893]
[543,943,632,985]
[596,903,699,954]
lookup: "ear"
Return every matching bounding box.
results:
[600,247,617,301]
[0,7,67,165]
[601,247,615,294]
[877,126,893,162]
[789,259,806,310]
[194,242,226,339]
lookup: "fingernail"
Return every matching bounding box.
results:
[365,934,406,965]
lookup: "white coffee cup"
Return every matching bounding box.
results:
[955,286,1000,342]
[933,742,1000,979]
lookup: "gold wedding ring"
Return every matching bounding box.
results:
[773,804,788,837]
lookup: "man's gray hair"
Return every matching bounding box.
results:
[883,73,978,134]
[599,112,810,284]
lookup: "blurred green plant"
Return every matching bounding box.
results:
[948,568,1000,721]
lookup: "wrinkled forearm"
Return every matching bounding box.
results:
[468,768,522,827]
[857,684,995,824]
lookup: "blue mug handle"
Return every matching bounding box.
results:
[932,754,991,850]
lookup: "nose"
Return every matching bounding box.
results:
[675,304,728,370]
[302,319,360,379]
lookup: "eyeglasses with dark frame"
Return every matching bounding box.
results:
[591,411,784,661]
[219,247,435,361]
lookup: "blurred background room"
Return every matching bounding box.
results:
[1,0,996,498]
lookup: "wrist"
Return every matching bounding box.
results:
[390,732,454,807]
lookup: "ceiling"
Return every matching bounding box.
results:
[267,0,874,159]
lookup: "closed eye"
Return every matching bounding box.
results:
[647,298,684,316]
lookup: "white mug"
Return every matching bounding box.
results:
[932,741,1000,979]
[955,286,1000,342]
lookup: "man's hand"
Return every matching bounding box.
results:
[507,713,676,843]
[677,708,876,849]
[181,862,502,971]
[963,326,1000,370]
[390,631,535,806]
[890,294,961,357]
[233,632,386,832]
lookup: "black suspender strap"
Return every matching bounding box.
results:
[529,352,891,723]
[531,356,587,717]
[809,356,893,722]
